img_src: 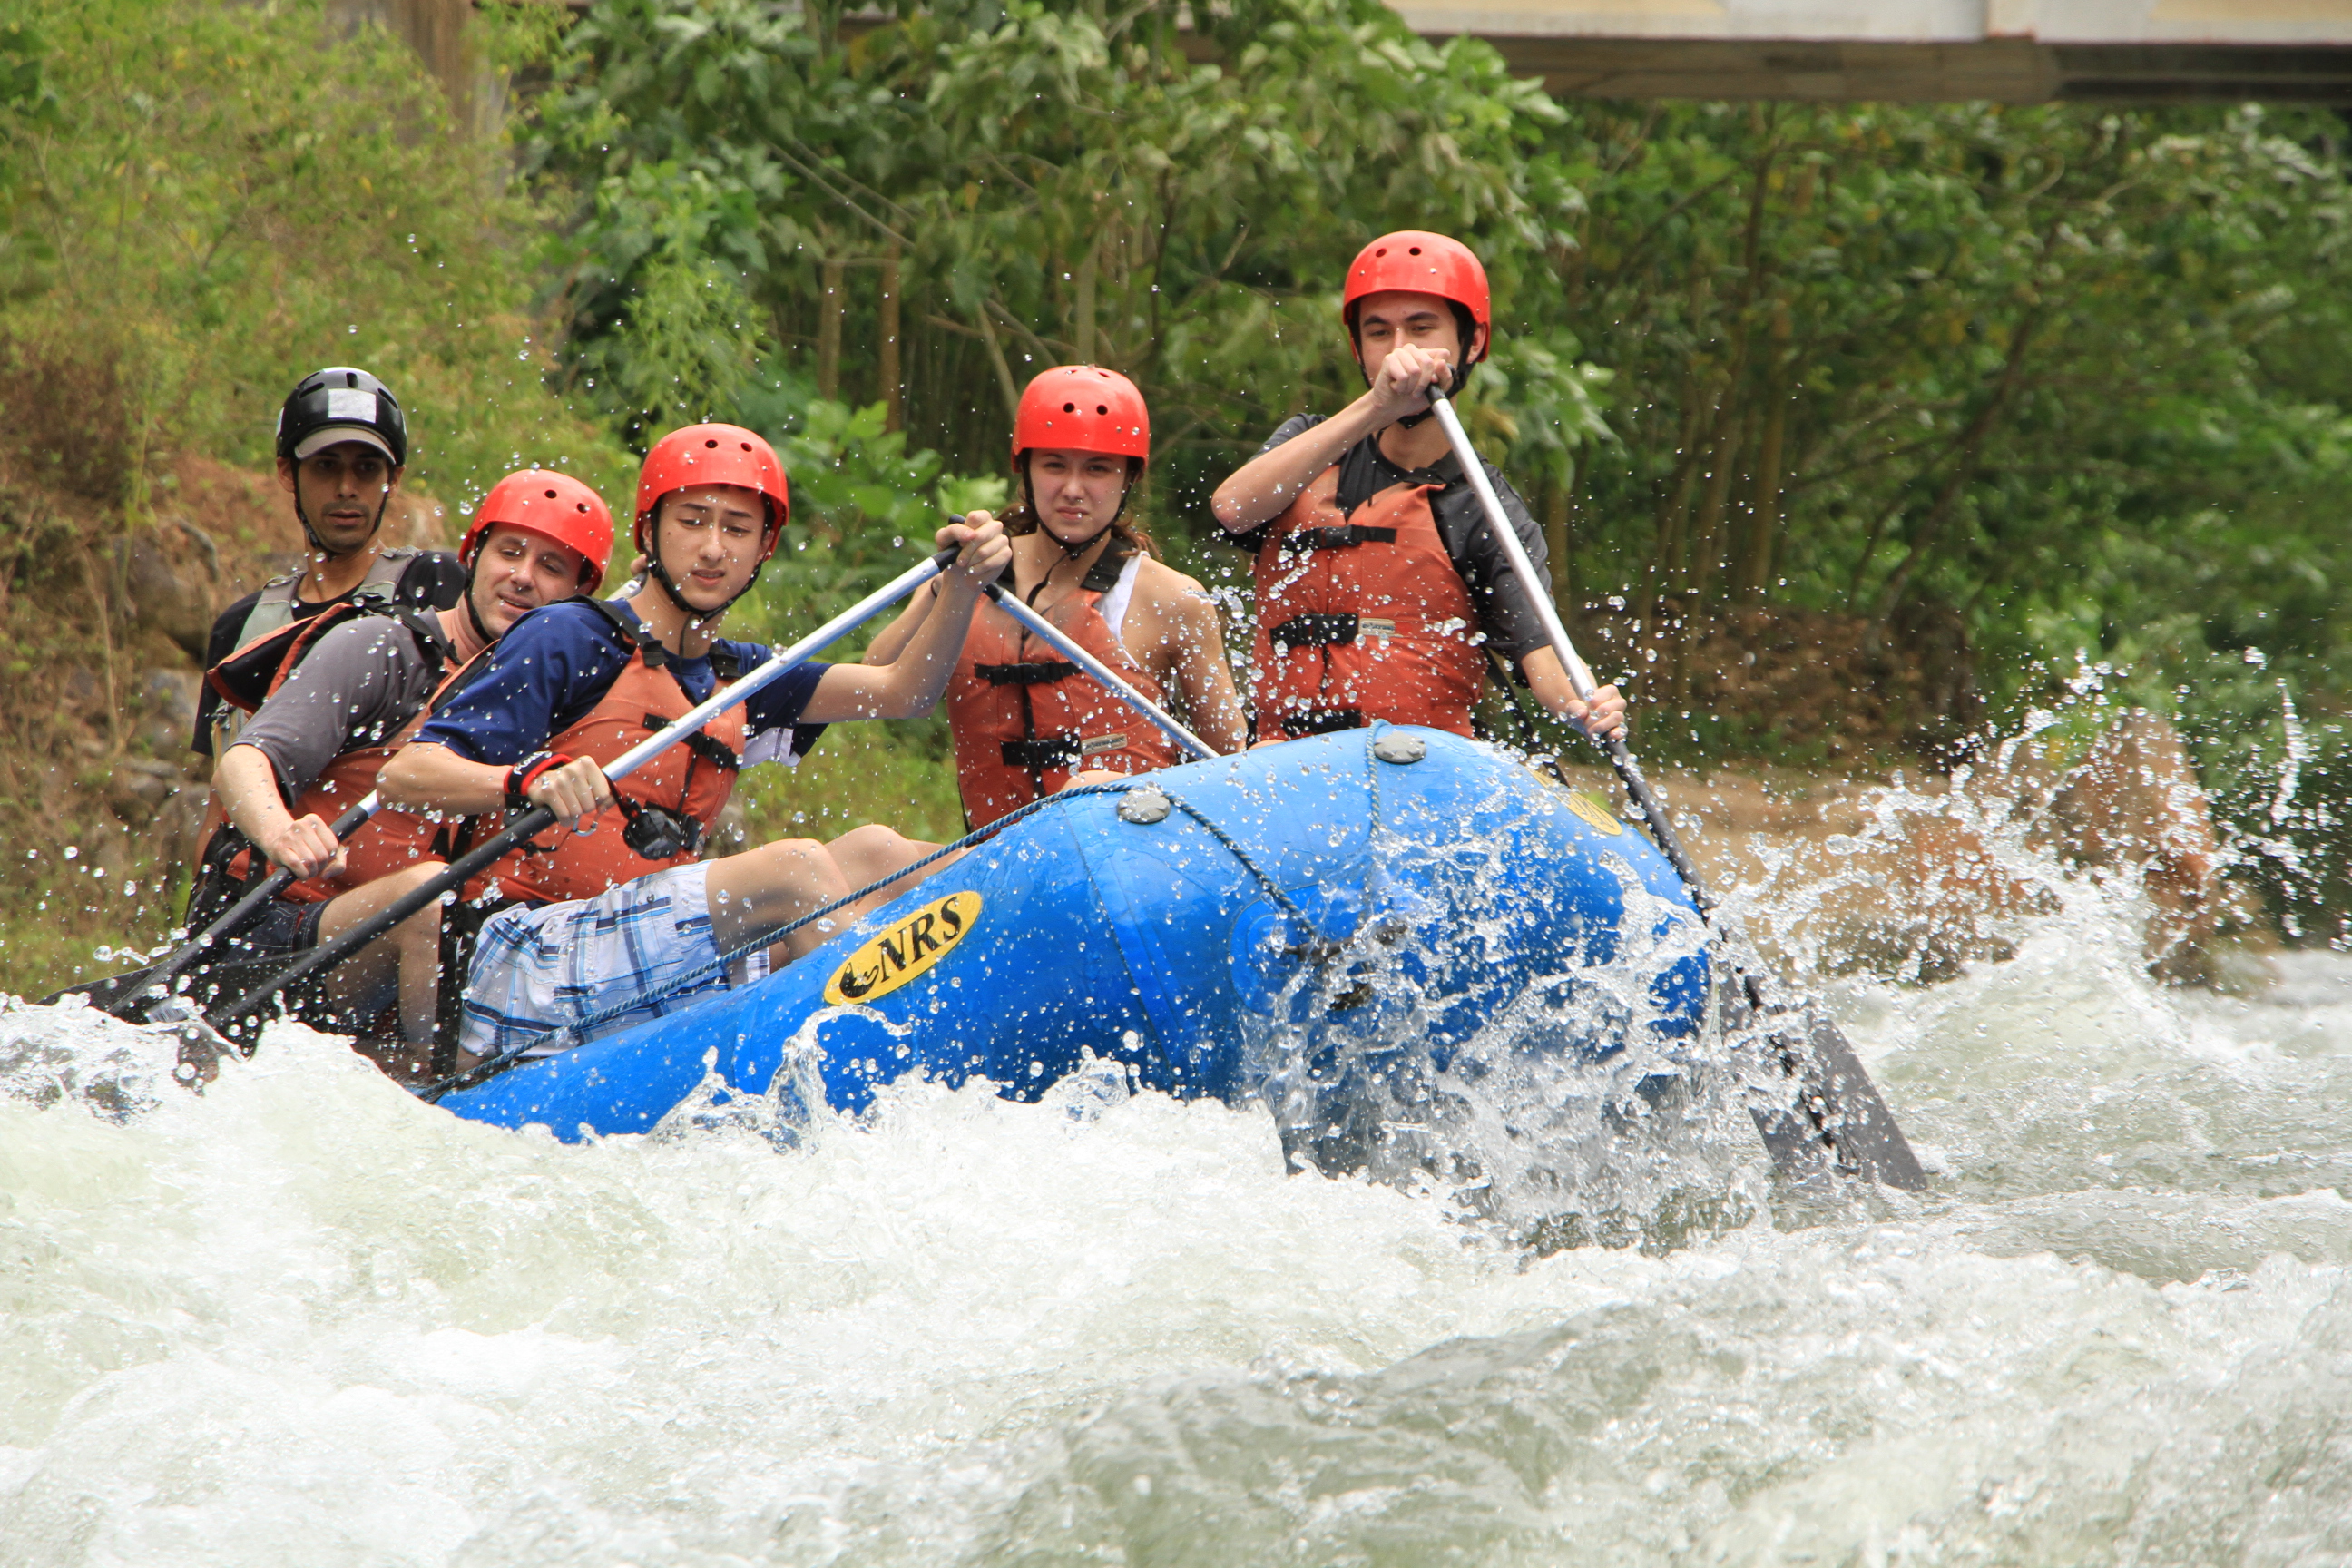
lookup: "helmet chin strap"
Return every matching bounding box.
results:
[642,521,771,631]
[293,484,392,560]
[1021,465,1136,561]
[462,564,495,647]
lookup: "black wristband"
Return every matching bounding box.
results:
[505,750,573,813]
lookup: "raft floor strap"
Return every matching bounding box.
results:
[421,779,1316,1103]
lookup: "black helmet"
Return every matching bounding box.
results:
[276,367,407,468]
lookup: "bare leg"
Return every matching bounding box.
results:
[827,823,959,905]
[317,860,448,1076]
[704,838,857,967]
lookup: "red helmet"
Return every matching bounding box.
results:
[1342,230,1492,357]
[1012,367,1151,462]
[634,423,789,561]
[459,470,614,593]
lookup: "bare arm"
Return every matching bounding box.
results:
[861,580,938,666]
[216,743,345,880]
[1522,647,1627,741]
[1207,342,1455,532]
[1162,585,1248,755]
[801,518,1011,722]
[378,740,613,828]
[377,741,504,816]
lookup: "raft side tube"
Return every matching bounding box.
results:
[436,728,1707,1141]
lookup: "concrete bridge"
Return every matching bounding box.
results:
[340,0,2352,108]
[1395,0,2352,103]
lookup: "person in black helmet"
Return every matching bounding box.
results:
[190,368,463,758]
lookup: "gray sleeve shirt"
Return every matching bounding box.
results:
[228,615,443,802]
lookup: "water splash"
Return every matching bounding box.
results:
[3,777,2350,1563]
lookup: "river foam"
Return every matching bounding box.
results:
[5,912,2350,1563]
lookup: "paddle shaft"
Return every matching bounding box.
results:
[1423,384,1714,916]
[979,581,1220,760]
[114,795,379,1014]
[207,544,965,1029]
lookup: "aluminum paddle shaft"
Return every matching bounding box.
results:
[979,583,1220,760]
[207,544,966,1030]
[1423,383,1713,915]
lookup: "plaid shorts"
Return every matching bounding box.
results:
[458,864,768,1061]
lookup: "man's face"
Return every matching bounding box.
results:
[1350,289,1485,383]
[276,441,399,554]
[653,483,769,614]
[470,524,588,637]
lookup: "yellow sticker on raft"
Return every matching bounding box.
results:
[824,891,983,1005]
[1566,792,1624,837]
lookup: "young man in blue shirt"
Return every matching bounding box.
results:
[379,424,1009,1066]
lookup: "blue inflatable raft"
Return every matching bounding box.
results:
[437,726,1710,1144]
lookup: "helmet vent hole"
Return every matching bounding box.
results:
[704,438,719,448]
[1063,402,1076,412]
[1096,404,1108,415]
[1374,246,1387,256]
[544,488,557,498]
[1408,245,1422,255]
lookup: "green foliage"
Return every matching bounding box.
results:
[530,0,1608,514]
[724,373,1008,650]
[528,5,2352,767]
[0,0,634,518]
[1559,102,2352,731]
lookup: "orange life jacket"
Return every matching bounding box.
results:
[945,543,1180,829]
[469,599,748,906]
[197,602,479,906]
[1250,466,1484,740]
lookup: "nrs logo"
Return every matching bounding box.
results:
[823,890,983,1005]
[1566,792,1624,837]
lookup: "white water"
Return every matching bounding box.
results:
[5,906,2352,1563]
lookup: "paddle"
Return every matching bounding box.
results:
[47,797,387,1023]
[975,577,1221,760]
[201,542,969,1036]
[1424,380,1926,1190]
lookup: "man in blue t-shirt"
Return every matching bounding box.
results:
[379,422,1011,1067]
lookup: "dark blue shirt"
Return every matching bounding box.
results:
[413,598,830,769]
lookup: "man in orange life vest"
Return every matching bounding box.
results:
[377,424,1011,1067]
[867,366,1246,828]
[1209,231,1627,744]
[193,471,612,1070]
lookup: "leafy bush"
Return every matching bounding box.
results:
[0,0,635,517]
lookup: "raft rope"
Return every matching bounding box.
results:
[419,777,1310,1102]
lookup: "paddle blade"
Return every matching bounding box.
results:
[1745,1004,1928,1191]
[39,956,289,1050]
[39,966,170,1020]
